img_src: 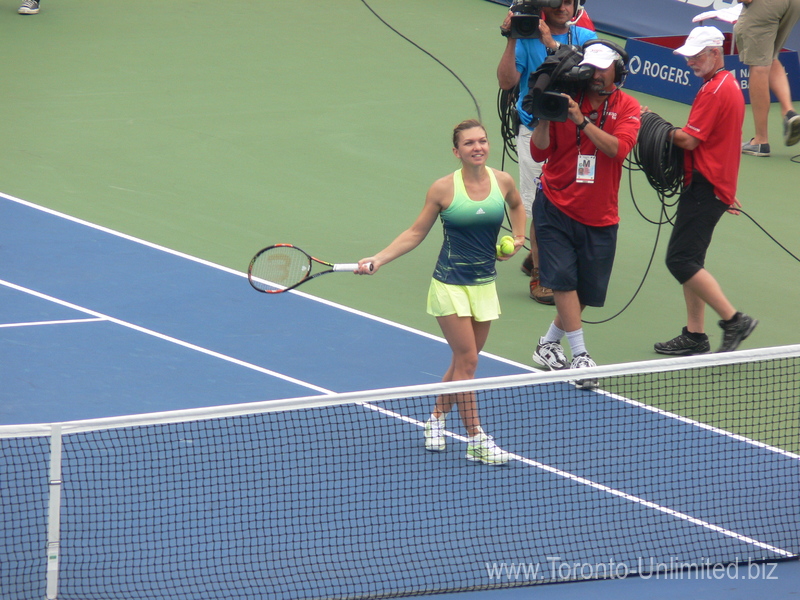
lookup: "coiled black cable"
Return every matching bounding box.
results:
[498,86,519,169]
[582,110,681,324]
[358,1,799,329]
[498,85,533,250]
[633,111,684,199]
[587,110,800,326]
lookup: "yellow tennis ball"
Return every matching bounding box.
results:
[500,238,515,255]
[495,244,503,258]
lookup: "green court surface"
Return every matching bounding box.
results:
[2,0,798,372]
[3,3,800,600]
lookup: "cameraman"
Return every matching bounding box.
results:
[528,41,640,384]
[497,0,596,305]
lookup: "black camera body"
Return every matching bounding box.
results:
[521,44,593,122]
[508,0,562,39]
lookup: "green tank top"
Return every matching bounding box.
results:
[432,167,505,285]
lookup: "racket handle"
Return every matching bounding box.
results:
[333,263,373,272]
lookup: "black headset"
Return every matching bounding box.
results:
[572,0,587,21]
[582,38,629,87]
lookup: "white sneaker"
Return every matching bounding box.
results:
[532,337,569,370]
[466,432,510,465]
[424,415,445,452]
[571,352,598,390]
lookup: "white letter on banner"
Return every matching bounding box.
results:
[676,0,739,8]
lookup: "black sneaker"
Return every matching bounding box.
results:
[717,313,758,353]
[654,327,710,356]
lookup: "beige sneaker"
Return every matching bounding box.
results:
[529,268,554,305]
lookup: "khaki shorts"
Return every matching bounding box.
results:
[735,0,800,66]
[426,279,500,322]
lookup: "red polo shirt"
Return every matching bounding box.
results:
[682,69,745,205]
[531,90,641,227]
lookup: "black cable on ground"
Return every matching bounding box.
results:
[588,109,800,326]
[581,213,666,325]
[359,0,482,122]
[580,110,682,324]
[738,209,800,262]
[360,1,800,330]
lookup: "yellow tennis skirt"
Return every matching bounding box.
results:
[426,278,501,322]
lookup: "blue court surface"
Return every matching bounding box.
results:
[2,193,798,600]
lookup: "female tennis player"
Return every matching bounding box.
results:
[356,119,526,465]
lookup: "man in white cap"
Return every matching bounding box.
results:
[651,26,758,355]
[529,39,640,385]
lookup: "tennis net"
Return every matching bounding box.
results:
[2,345,799,600]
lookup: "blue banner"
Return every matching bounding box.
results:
[485,0,800,52]
[624,34,800,104]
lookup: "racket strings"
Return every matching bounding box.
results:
[250,247,311,291]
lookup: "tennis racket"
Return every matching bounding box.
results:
[248,244,371,294]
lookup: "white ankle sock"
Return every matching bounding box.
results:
[566,329,586,357]
[544,322,566,343]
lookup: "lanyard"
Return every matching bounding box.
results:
[575,92,612,153]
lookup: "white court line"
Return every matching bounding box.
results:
[597,388,800,461]
[2,274,794,558]
[361,401,797,559]
[0,317,106,329]
[0,278,332,395]
[2,192,796,559]
[0,191,536,373]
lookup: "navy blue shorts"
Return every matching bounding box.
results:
[533,189,618,307]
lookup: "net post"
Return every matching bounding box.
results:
[45,424,63,600]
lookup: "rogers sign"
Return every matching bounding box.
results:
[627,54,693,87]
[623,36,717,104]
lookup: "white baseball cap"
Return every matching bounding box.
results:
[674,26,724,57]
[580,43,621,70]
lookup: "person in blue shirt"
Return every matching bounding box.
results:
[497,0,596,304]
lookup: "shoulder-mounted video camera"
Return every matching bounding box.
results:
[509,0,584,39]
[521,44,593,122]
[508,0,561,39]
